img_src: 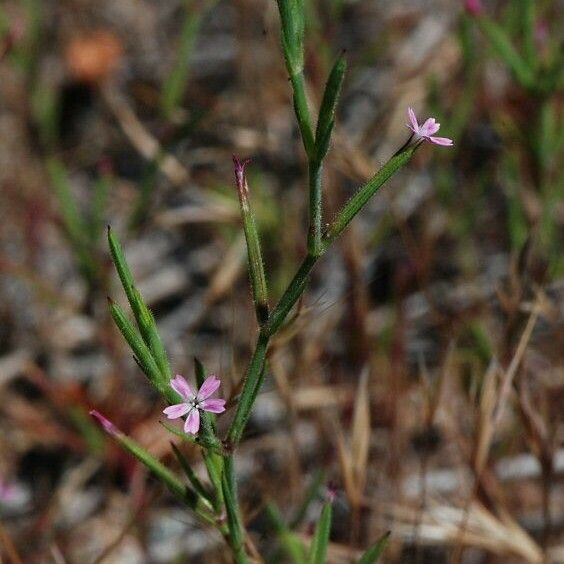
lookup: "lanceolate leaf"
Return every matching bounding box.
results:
[91,412,216,526]
[170,442,214,505]
[315,55,347,164]
[108,299,174,402]
[108,227,171,381]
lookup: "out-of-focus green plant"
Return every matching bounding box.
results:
[160,0,218,120]
[47,158,111,288]
[466,1,563,275]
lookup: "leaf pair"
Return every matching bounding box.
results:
[107,228,174,400]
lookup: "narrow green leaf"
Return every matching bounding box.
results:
[267,504,307,564]
[291,73,315,157]
[92,412,215,525]
[357,531,390,563]
[160,420,224,454]
[131,286,171,380]
[323,147,415,247]
[170,442,214,504]
[108,228,171,380]
[160,421,197,444]
[108,227,136,307]
[233,158,269,325]
[315,55,347,164]
[307,502,332,564]
[203,450,224,512]
[108,299,174,402]
[290,469,325,528]
[477,17,535,89]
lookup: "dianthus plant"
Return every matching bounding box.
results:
[90,2,452,562]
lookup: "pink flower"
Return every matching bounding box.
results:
[464,0,483,16]
[163,374,226,435]
[407,107,453,147]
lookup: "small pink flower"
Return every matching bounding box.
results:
[464,0,483,16]
[163,374,226,435]
[407,107,453,147]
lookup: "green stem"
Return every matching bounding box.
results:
[203,451,224,513]
[267,253,318,336]
[227,331,270,445]
[307,162,323,256]
[221,144,416,561]
[222,455,249,563]
[290,72,315,157]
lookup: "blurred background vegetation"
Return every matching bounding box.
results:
[0,0,562,562]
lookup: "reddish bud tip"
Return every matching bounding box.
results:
[325,482,338,503]
[90,410,121,437]
[464,0,483,16]
[232,155,252,191]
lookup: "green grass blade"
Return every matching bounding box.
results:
[160,0,204,119]
[48,159,85,245]
[357,531,390,563]
[290,469,325,528]
[477,17,534,89]
[266,504,307,564]
[307,501,332,564]
[47,157,97,282]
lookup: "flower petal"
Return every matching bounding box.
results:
[170,374,194,401]
[420,118,440,136]
[201,398,226,413]
[407,107,419,132]
[184,409,200,434]
[429,136,454,146]
[163,403,190,419]
[197,374,221,400]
